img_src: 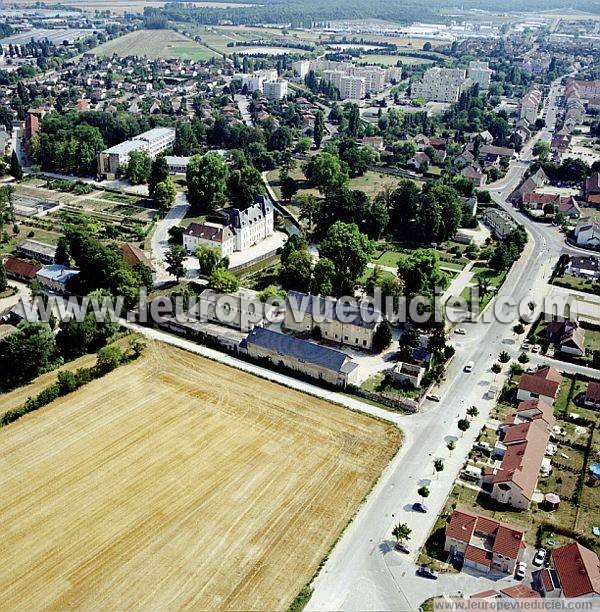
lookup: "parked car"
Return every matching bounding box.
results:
[464,361,474,373]
[516,562,527,579]
[427,394,441,402]
[454,328,466,335]
[532,344,541,353]
[394,542,410,554]
[416,565,438,580]
[521,341,530,350]
[533,549,547,566]
[412,502,428,513]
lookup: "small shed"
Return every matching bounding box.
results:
[544,493,560,510]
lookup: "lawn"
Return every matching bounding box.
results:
[171,45,220,61]
[584,327,600,353]
[0,223,62,257]
[471,265,507,288]
[357,53,434,67]
[552,274,600,296]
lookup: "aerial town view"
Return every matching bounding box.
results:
[0,0,599,609]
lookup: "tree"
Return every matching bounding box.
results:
[54,236,70,267]
[313,110,325,149]
[513,323,525,335]
[304,151,348,197]
[227,161,264,209]
[491,362,502,375]
[279,249,313,292]
[310,257,335,296]
[373,319,393,353]
[148,156,169,199]
[187,152,228,212]
[397,249,445,299]
[125,149,151,184]
[154,177,177,211]
[417,485,430,500]
[196,244,228,276]
[467,406,479,418]
[164,245,186,281]
[280,175,298,201]
[447,440,456,453]
[392,522,411,545]
[258,284,286,304]
[518,352,530,364]
[457,418,470,435]
[208,268,239,292]
[0,262,7,292]
[95,345,123,375]
[533,141,550,162]
[319,221,372,296]
[296,194,319,230]
[498,351,510,363]
[280,232,308,265]
[433,458,444,478]
[388,179,420,236]
[10,151,22,180]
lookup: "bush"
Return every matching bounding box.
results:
[95,346,123,376]
[57,370,79,395]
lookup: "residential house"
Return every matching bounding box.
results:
[16,239,57,264]
[546,319,586,357]
[574,217,600,248]
[461,165,487,188]
[283,290,382,351]
[407,151,430,171]
[3,257,42,282]
[482,208,518,239]
[565,256,600,280]
[586,173,600,199]
[537,542,600,599]
[522,192,580,218]
[486,418,551,510]
[36,265,79,295]
[391,362,425,388]
[584,381,600,410]
[517,366,563,405]
[242,327,359,387]
[444,509,526,574]
[195,288,277,332]
[509,168,548,204]
[499,398,555,432]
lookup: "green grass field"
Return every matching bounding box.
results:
[172,45,220,60]
[357,53,433,67]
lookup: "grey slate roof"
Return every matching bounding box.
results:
[286,290,382,330]
[245,327,357,374]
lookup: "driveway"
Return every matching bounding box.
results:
[149,192,190,284]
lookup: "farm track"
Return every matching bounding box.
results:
[0,340,400,610]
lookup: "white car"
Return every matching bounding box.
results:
[532,345,541,353]
[464,361,474,373]
[454,328,466,335]
[521,341,530,350]
[516,562,527,579]
[533,549,547,566]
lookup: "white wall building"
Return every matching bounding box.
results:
[292,60,310,78]
[468,61,493,90]
[520,89,541,125]
[262,80,288,100]
[339,76,366,100]
[411,67,471,103]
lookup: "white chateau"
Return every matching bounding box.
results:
[183,195,274,258]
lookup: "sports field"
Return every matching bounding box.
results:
[93,29,219,60]
[0,341,400,610]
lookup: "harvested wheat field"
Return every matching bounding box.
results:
[93,29,218,60]
[0,341,400,610]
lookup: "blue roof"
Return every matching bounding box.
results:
[245,327,355,373]
[37,264,79,284]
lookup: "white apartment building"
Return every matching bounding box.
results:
[411,67,471,103]
[262,80,288,100]
[340,75,366,100]
[351,66,386,92]
[292,60,310,78]
[385,66,403,83]
[468,61,493,90]
[97,127,175,179]
[322,69,345,90]
[520,89,541,125]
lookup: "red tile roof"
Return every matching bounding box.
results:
[552,542,600,598]
[446,509,478,543]
[470,589,499,599]
[516,399,555,428]
[540,567,558,592]
[585,381,600,404]
[3,257,42,279]
[120,242,153,270]
[500,585,540,599]
[492,524,526,559]
[518,366,562,399]
[492,421,549,500]
[465,545,493,568]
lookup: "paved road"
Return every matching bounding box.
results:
[306,78,589,611]
[149,192,190,284]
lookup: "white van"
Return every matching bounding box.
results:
[464,361,474,373]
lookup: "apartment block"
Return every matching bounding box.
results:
[468,61,493,90]
[411,67,471,103]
